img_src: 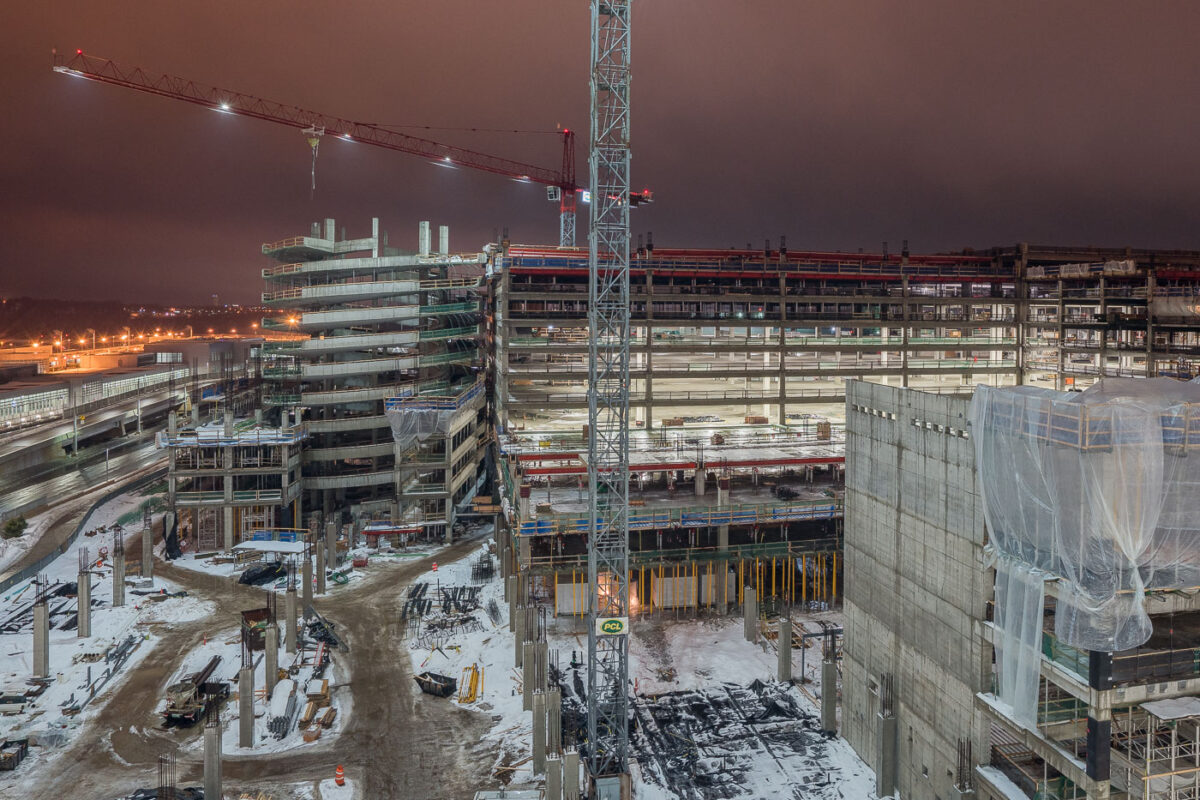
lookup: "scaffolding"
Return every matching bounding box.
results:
[1112,702,1200,799]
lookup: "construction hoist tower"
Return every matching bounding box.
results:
[586,0,633,796]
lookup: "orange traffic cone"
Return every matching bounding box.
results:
[335,764,345,786]
[432,562,438,572]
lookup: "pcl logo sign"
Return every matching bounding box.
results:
[596,617,629,636]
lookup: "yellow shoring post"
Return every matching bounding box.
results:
[772,556,777,599]
[552,571,557,617]
[692,561,697,612]
[738,560,744,605]
[802,555,807,603]
[786,556,792,605]
[822,553,828,602]
[832,551,838,604]
[706,560,712,609]
[658,563,664,613]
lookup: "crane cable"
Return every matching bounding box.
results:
[303,126,324,195]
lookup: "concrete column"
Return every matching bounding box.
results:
[324,521,337,570]
[285,588,298,654]
[523,641,535,711]
[532,689,547,775]
[223,446,235,552]
[239,665,254,748]
[519,537,531,571]
[419,220,431,256]
[821,660,837,734]
[77,572,91,639]
[563,749,581,800]
[507,575,517,620]
[777,616,792,682]
[717,525,729,551]
[518,485,531,519]
[694,469,706,496]
[546,753,563,800]
[204,720,222,800]
[876,712,898,797]
[316,542,327,595]
[265,624,279,697]
[32,601,49,680]
[717,476,730,508]
[514,605,526,665]
[536,640,549,692]
[743,586,757,643]
[142,526,153,579]
[302,554,313,619]
[112,554,125,608]
[547,686,562,754]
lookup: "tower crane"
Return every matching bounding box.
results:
[52,49,588,246]
[585,0,634,796]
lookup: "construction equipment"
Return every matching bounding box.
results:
[459,663,484,703]
[163,656,229,725]
[586,0,634,791]
[414,671,458,698]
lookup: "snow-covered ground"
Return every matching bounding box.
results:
[402,542,878,799]
[167,538,445,593]
[0,487,213,791]
[0,507,54,574]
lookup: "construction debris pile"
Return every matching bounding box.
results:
[548,635,868,800]
[405,583,486,650]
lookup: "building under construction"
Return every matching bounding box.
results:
[843,375,1200,800]
[256,218,490,539]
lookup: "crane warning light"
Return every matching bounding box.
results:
[76,49,82,55]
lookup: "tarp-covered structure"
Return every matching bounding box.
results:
[970,379,1200,725]
[384,380,484,453]
[386,404,457,453]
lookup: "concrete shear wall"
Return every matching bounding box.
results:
[843,380,993,799]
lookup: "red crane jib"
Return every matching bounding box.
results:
[53,49,576,192]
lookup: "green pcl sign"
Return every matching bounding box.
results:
[596,616,629,636]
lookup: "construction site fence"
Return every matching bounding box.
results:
[545,546,841,615]
[0,468,167,596]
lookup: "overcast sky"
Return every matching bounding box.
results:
[3,2,1199,304]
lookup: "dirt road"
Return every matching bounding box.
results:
[31,534,498,799]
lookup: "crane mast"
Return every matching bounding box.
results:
[586,0,633,795]
[52,49,579,246]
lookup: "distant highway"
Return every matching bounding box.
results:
[0,431,166,520]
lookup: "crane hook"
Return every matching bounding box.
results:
[302,126,324,196]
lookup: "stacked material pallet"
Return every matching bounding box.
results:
[267,679,298,739]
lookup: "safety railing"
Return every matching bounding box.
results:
[262,261,306,277]
[175,489,285,504]
[526,535,843,570]
[261,236,309,253]
[419,325,480,341]
[517,498,842,537]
